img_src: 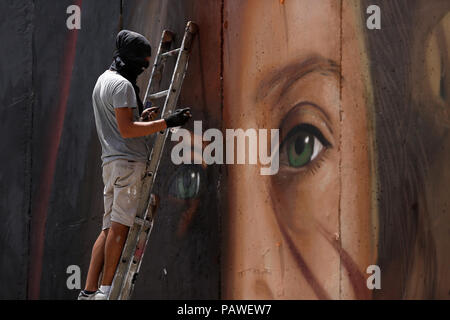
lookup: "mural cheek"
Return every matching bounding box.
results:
[270,156,340,236]
[269,150,340,298]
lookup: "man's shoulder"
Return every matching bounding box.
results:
[99,70,130,85]
[96,70,133,96]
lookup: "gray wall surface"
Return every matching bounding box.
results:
[0,0,221,299]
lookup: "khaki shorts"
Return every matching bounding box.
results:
[102,159,147,230]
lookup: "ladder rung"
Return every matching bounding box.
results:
[160,48,181,58]
[134,216,152,228]
[147,89,169,100]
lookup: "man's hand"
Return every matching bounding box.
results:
[164,108,192,128]
[140,106,159,121]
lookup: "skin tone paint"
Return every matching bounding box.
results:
[222,0,376,299]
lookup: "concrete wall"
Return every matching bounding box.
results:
[0,0,448,299]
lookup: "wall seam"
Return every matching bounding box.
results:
[218,0,225,300]
[25,0,36,300]
[338,0,344,300]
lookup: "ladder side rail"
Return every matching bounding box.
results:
[143,30,174,102]
[142,22,197,195]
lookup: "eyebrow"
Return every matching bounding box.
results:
[255,55,341,103]
[281,101,334,135]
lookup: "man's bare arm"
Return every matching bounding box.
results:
[115,107,167,139]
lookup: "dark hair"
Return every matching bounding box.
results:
[361,0,450,298]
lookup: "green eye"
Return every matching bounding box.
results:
[169,165,203,199]
[287,132,315,167]
[282,124,330,168]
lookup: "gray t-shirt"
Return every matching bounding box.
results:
[92,70,149,165]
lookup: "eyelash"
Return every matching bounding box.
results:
[305,150,329,177]
[280,123,331,149]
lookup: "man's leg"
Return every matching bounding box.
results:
[97,159,146,297]
[84,229,109,292]
[101,221,129,286]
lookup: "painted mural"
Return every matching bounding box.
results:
[0,0,448,300]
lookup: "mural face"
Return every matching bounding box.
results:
[219,0,450,299]
[124,0,450,300]
[222,0,375,299]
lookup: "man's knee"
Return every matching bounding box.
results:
[110,222,129,243]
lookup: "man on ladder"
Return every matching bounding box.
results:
[78,29,191,300]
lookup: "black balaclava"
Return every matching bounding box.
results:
[110,30,152,115]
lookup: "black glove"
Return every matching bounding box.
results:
[164,108,192,128]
